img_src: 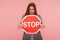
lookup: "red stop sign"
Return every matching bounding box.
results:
[22,15,41,34]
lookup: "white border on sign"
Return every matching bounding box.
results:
[22,15,42,34]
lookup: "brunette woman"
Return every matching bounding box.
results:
[17,3,45,40]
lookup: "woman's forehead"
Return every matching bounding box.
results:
[29,6,34,9]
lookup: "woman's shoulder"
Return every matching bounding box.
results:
[37,14,43,24]
[22,14,25,18]
[37,14,41,18]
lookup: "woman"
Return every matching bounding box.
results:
[17,3,45,40]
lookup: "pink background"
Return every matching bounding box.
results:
[0,0,60,40]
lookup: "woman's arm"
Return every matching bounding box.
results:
[37,14,45,29]
[17,15,25,29]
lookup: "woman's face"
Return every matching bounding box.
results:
[29,6,35,15]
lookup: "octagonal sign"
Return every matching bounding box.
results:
[22,15,41,34]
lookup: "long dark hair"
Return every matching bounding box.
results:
[25,3,37,16]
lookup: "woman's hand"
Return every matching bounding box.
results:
[17,22,22,29]
[40,24,45,29]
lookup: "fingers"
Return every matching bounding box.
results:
[40,24,45,29]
